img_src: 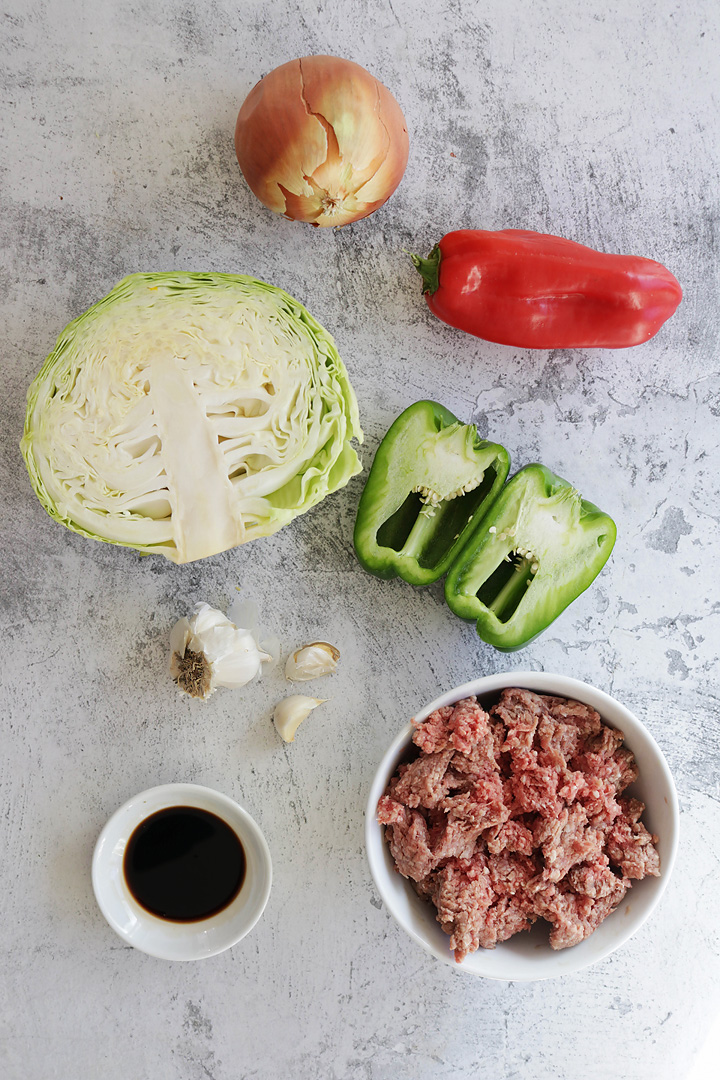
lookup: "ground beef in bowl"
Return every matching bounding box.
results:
[377,688,660,963]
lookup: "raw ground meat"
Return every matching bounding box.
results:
[379,689,660,963]
[377,795,435,881]
[388,748,454,809]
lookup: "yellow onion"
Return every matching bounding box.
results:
[235,55,409,227]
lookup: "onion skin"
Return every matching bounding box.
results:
[235,55,409,227]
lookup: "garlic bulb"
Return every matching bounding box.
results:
[285,641,340,682]
[273,695,325,742]
[170,602,272,700]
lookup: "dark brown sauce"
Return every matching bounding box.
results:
[123,806,245,922]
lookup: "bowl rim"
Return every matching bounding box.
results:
[365,671,679,981]
[92,782,272,961]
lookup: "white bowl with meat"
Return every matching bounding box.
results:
[365,672,678,981]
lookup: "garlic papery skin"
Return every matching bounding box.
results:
[273,696,325,742]
[235,55,409,228]
[285,642,340,682]
[170,602,272,700]
[227,596,281,673]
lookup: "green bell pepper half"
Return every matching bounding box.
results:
[444,463,616,650]
[353,400,510,586]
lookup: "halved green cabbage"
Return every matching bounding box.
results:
[21,272,363,563]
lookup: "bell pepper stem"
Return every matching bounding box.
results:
[409,245,441,295]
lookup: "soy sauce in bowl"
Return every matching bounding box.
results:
[123,806,245,922]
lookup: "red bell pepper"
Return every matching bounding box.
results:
[411,229,682,349]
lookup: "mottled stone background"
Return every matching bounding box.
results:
[1,1,719,1078]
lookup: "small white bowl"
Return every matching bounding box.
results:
[365,672,678,981]
[92,783,272,961]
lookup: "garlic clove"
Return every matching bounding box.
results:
[188,602,226,635]
[213,643,273,686]
[273,695,325,742]
[169,616,191,659]
[285,641,340,682]
[190,623,239,664]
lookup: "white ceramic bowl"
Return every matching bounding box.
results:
[92,783,272,961]
[366,672,678,981]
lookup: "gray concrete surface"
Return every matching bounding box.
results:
[1,1,719,1078]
